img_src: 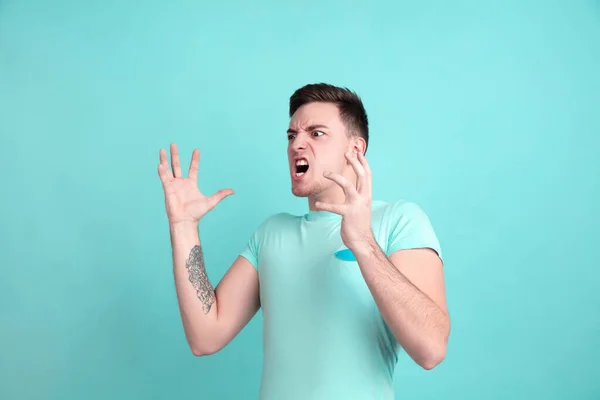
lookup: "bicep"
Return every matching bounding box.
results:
[389,248,448,314]
[213,255,261,347]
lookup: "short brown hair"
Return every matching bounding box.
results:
[289,83,369,153]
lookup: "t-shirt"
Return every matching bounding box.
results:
[239,199,443,400]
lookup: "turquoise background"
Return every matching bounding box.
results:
[1,1,599,399]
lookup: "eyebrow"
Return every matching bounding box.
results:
[287,124,329,134]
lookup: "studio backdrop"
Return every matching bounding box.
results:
[1,1,599,399]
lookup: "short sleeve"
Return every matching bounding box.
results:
[239,214,279,271]
[239,229,260,270]
[386,201,443,261]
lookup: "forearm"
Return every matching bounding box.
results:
[353,239,450,369]
[170,222,219,355]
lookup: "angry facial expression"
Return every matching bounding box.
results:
[287,102,359,199]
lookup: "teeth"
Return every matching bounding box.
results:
[295,159,308,166]
[295,172,305,177]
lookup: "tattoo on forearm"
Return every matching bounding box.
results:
[185,245,215,314]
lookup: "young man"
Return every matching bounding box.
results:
[157,83,450,399]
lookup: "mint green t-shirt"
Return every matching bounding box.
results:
[240,199,443,400]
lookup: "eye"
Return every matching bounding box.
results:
[312,130,324,137]
[287,134,296,141]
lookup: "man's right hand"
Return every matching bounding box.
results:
[157,143,234,227]
[157,143,258,357]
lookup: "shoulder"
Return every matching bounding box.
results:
[373,199,442,258]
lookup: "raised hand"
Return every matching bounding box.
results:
[314,151,375,254]
[157,143,234,227]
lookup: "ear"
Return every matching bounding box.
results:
[351,136,367,155]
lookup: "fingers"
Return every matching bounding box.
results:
[345,151,365,177]
[345,151,366,193]
[357,151,372,180]
[170,143,183,178]
[158,144,201,184]
[323,171,358,199]
[207,189,235,209]
[157,148,173,185]
[314,201,345,215]
[188,149,200,182]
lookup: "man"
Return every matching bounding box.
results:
[157,83,450,399]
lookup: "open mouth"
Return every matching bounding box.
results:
[295,158,309,177]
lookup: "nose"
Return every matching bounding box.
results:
[291,136,308,152]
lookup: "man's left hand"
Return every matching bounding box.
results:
[315,151,375,255]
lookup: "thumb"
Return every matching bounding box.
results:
[207,188,234,208]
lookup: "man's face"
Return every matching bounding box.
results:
[287,102,354,198]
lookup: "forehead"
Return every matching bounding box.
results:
[288,102,343,131]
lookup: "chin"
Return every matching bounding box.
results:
[291,184,311,197]
[291,179,315,197]
[291,180,325,198]
[290,167,327,197]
